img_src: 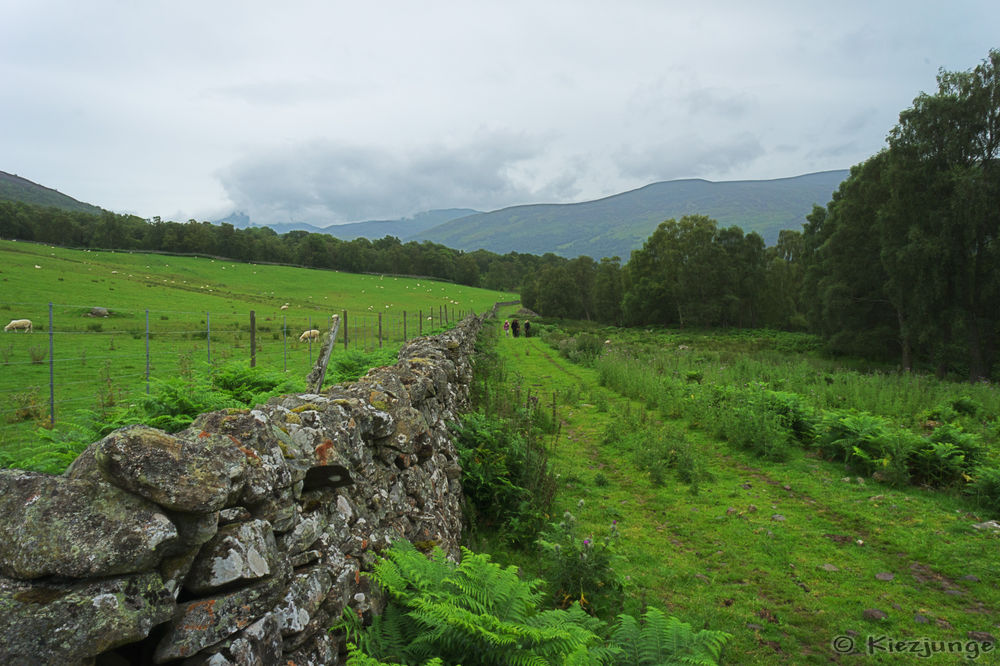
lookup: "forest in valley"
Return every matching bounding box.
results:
[2,51,998,381]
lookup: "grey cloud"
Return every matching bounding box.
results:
[615,133,765,183]
[217,132,562,224]
[680,88,757,119]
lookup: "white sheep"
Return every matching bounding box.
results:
[299,329,320,342]
[4,319,33,333]
[280,303,289,310]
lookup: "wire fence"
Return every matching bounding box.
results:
[0,301,472,441]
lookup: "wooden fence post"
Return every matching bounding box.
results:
[342,310,348,350]
[306,314,341,393]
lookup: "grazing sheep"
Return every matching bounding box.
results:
[299,329,320,342]
[4,319,32,333]
[280,304,289,310]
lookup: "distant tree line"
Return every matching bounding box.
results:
[0,205,557,292]
[520,216,802,331]
[521,50,999,381]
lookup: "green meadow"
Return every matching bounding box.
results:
[0,239,515,448]
[474,311,1000,664]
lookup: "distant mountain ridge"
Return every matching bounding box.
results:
[408,170,850,259]
[3,167,850,260]
[321,209,481,240]
[0,170,103,215]
[215,208,481,241]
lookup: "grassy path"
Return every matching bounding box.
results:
[494,324,1000,664]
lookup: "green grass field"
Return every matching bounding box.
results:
[0,239,515,447]
[485,312,1000,664]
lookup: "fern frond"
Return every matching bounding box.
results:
[609,612,641,664]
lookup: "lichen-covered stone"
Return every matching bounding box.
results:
[93,425,248,513]
[154,566,291,662]
[187,410,292,505]
[0,469,178,579]
[282,631,338,666]
[278,511,328,556]
[181,611,283,666]
[249,485,299,532]
[165,509,220,552]
[273,565,334,637]
[185,520,281,594]
[0,571,174,663]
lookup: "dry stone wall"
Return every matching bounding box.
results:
[0,314,484,665]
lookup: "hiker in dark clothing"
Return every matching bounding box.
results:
[511,319,520,338]
[523,321,531,338]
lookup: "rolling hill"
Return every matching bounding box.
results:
[318,208,481,241]
[409,170,849,259]
[0,170,103,215]
[215,208,480,240]
[3,167,849,260]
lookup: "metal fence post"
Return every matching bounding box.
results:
[403,310,407,340]
[283,314,287,372]
[250,310,256,367]
[378,312,382,349]
[48,302,54,426]
[342,310,348,350]
[145,309,150,394]
[206,312,211,364]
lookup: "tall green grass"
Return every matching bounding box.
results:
[591,329,1000,514]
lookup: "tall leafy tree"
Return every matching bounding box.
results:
[884,49,1000,379]
[593,257,624,325]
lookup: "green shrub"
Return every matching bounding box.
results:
[950,395,983,417]
[210,362,301,405]
[558,332,605,365]
[331,349,398,383]
[814,411,890,466]
[338,541,731,665]
[966,466,1000,517]
[762,390,816,443]
[609,606,732,666]
[0,416,97,475]
[341,540,613,666]
[910,440,967,487]
[536,508,626,618]
[450,412,554,546]
[104,375,245,434]
[814,411,916,485]
[711,399,793,461]
[926,423,984,469]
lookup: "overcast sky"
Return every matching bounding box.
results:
[2,1,997,226]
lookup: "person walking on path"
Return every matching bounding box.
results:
[503,320,510,337]
[511,319,520,338]
[524,321,531,338]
